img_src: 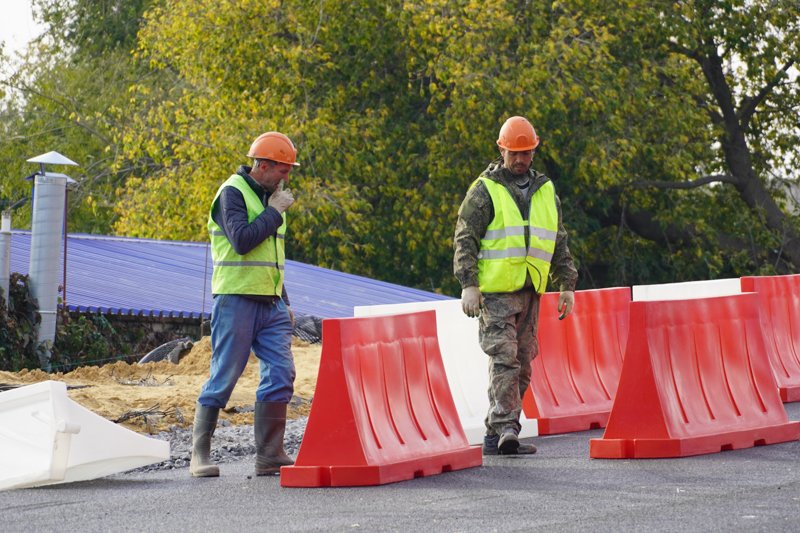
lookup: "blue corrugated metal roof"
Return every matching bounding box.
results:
[9,231,452,319]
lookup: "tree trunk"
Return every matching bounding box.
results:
[699,42,800,268]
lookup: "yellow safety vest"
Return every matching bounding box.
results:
[476,177,558,294]
[207,174,286,295]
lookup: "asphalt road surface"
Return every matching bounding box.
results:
[1,403,798,533]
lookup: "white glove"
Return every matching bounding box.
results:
[268,180,295,213]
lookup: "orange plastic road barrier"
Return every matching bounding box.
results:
[740,275,800,402]
[590,294,800,459]
[522,287,630,434]
[280,311,482,487]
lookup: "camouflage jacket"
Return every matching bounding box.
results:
[453,160,578,292]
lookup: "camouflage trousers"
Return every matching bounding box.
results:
[479,288,540,435]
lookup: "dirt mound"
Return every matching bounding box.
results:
[0,337,321,434]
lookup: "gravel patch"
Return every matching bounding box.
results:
[132,417,308,472]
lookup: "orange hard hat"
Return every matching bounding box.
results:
[496,116,540,151]
[247,131,300,166]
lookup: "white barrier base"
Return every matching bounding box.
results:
[355,300,539,445]
[0,380,170,491]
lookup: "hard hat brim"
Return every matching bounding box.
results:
[496,140,538,151]
[246,154,301,167]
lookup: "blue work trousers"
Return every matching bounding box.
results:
[198,294,295,408]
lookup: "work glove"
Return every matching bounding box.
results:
[557,290,575,320]
[461,286,482,318]
[268,180,295,213]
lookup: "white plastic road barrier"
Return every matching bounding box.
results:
[632,278,742,301]
[0,381,170,491]
[354,300,538,445]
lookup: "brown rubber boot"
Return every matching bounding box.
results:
[254,401,295,476]
[189,404,220,477]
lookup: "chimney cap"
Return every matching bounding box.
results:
[27,151,79,166]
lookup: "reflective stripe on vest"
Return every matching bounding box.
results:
[476,177,558,294]
[207,174,286,295]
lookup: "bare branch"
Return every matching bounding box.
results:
[738,57,797,128]
[0,78,113,145]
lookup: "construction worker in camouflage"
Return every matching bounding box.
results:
[454,116,578,456]
[190,131,299,477]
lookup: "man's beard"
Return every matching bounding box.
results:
[510,164,529,176]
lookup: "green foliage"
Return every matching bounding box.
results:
[0,273,123,371]
[116,0,442,287]
[0,273,40,371]
[34,0,151,56]
[53,314,127,370]
[0,0,164,235]
[4,0,800,298]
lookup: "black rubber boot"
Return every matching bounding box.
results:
[254,401,295,476]
[190,404,220,477]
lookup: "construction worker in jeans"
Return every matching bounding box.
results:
[454,116,578,455]
[190,131,299,477]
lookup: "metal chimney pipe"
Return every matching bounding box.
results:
[28,172,67,369]
[0,210,11,303]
